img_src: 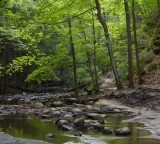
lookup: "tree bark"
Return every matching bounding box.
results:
[124,0,134,88]
[68,18,78,97]
[132,0,142,84]
[158,0,160,10]
[94,0,123,90]
[91,10,99,92]
[80,21,97,91]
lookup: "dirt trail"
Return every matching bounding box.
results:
[100,72,117,91]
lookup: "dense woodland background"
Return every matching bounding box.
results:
[0,0,160,95]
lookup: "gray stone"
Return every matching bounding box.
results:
[34,102,44,107]
[87,120,104,131]
[61,125,74,131]
[74,117,85,127]
[64,98,79,104]
[87,113,107,120]
[63,114,74,122]
[51,101,63,107]
[86,105,94,111]
[72,108,83,114]
[115,127,131,136]
[53,111,61,117]
[0,132,51,144]
[102,127,113,135]
[57,120,69,127]
[45,133,54,139]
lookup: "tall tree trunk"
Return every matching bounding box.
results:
[91,10,99,92]
[124,0,134,88]
[68,18,78,97]
[132,0,142,84]
[80,21,97,91]
[158,0,160,10]
[94,0,123,90]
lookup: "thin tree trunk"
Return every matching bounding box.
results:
[132,0,142,84]
[80,21,97,91]
[158,0,160,10]
[68,18,78,97]
[124,0,134,88]
[91,10,99,92]
[94,0,123,90]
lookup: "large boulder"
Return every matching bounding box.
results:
[115,127,131,136]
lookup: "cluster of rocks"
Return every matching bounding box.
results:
[108,88,160,109]
[0,97,131,137]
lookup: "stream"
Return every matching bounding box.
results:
[0,114,159,144]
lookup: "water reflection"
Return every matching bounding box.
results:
[0,114,159,144]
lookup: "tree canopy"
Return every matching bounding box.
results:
[0,0,159,95]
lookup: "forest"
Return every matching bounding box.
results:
[0,0,160,143]
[0,0,159,96]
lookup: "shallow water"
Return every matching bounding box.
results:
[0,114,159,144]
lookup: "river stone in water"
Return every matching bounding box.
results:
[57,120,69,127]
[115,127,131,136]
[74,117,85,127]
[45,133,54,139]
[87,113,106,120]
[61,125,74,131]
[87,120,104,131]
[102,127,113,135]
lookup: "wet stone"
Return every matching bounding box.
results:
[45,133,54,139]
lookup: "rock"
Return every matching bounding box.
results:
[57,120,69,127]
[51,101,63,107]
[113,109,121,113]
[74,117,85,127]
[86,105,94,111]
[72,108,83,114]
[63,114,74,122]
[64,98,79,104]
[34,102,44,107]
[74,132,83,137]
[87,113,107,120]
[45,133,54,139]
[61,125,74,131]
[22,92,27,96]
[0,132,51,144]
[115,127,131,136]
[102,127,113,135]
[87,120,104,131]
[94,106,101,112]
[53,111,61,117]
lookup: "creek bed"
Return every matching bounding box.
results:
[0,114,159,144]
